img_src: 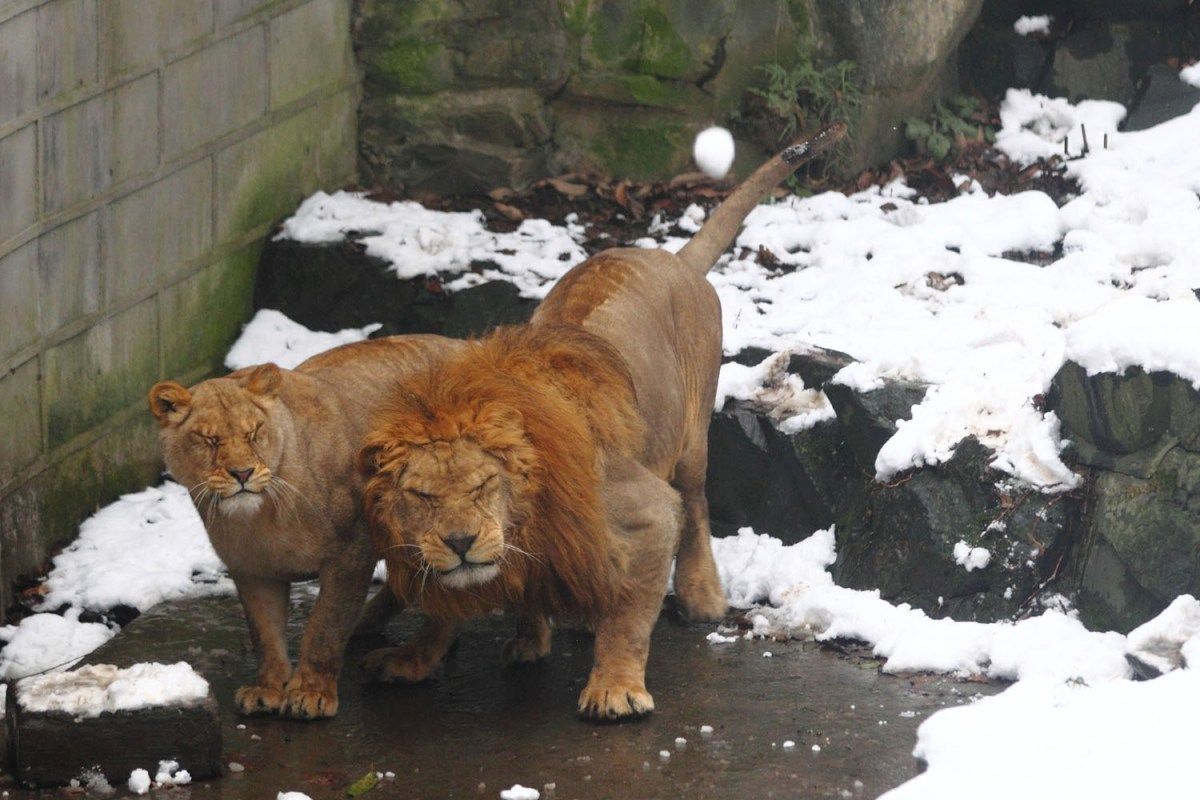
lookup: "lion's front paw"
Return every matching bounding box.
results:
[577,675,655,721]
[280,673,339,719]
[234,684,286,716]
[502,634,550,666]
[363,646,442,683]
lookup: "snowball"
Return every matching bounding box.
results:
[1013,15,1051,36]
[1181,63,1200,88]
[128,769,151,796]
[693,126,735,179]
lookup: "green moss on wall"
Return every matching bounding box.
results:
[368,39,452,94]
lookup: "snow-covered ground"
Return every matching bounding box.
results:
[4,88,1200,798]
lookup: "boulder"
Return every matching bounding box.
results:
[1124,64,1200,132]
[1049,362,1173,475]
[824,378,929,474]
[1069,0,1193,21]
[1077,448,1200,631]
[254,238,537,338]
[959,23,1054,98]
[832,437,1066,621]
[1040,20,1183,105]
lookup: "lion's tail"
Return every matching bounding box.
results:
[675,122,848,275]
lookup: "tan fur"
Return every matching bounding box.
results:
[359,133,840,719]
[148,335,459,719]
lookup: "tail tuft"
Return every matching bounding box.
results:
[676,122,848,274]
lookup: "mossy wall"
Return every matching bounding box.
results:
[355,0,983,192]
[0,0,360,616]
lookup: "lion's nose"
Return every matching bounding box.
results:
[228,467,254,485]
[444,534,477,558]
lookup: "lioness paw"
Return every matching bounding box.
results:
[234,684,286,716]
[282,686,338,719]
[577,678,655,721]
[363,646,441,683]
[502,634,551,666]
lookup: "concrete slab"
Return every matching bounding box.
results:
[0,591,999,798]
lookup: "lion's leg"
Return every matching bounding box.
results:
[364,614,459,683]
[671,439,728,622]
[502,614,552,665]
[282,554,375,719]
[232,574,292,716]
[579,462,680,721]
[352,582,403,638]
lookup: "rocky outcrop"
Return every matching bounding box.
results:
[960,0,1200,123]
[354,0,983,191]
[1049,363,1200,632]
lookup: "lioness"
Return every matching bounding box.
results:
[360,125,846,719]
[148,335,457,719]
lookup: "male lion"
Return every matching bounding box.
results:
[147,335,457,719]
[360,125,846,720]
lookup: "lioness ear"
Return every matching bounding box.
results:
[238,363,282,399]
[148,381,192,427]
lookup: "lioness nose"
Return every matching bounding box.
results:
[228,467,253,485]
[444,534,477,558]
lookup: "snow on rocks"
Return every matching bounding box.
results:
[500,784,540,800]
[952,541,991,572]
[693,126,736,179]
[226,308,381,371]
[278,794,314,800]
[713,527,1129,683]
[1125,595,1200,676]
[276,191,587,299]
[16,663,209,716]
[714,351,836,433]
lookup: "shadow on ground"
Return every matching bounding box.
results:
[1,590,998,799]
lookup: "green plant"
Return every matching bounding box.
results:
[904,96,996,162]
[746,35,861,177]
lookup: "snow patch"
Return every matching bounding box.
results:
[226,309,381,371]
[277,191,587,299]
[1125,595,1200,675]
[0,611,114,680]
[16,662,209,716]
[952,541,991,572]
[499,785,539,800]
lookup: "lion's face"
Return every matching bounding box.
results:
[148,364,285,519]
[382,438,515,590]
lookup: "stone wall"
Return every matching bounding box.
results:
[353,0,982,193]
[0,0,360,613]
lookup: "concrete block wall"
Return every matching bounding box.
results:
[0,0,359,614]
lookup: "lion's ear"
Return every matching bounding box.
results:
[359,437,405,478]
[148,381,192,426]
[238,363,282,399]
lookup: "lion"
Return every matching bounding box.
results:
[359,125,846,720]
[147,334,458,719]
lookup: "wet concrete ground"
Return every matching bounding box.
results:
[1,590,998,799]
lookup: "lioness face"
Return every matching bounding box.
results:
[148,364,283,519]
[388,439,511,590]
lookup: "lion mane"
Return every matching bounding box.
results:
[361,324,645,621]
